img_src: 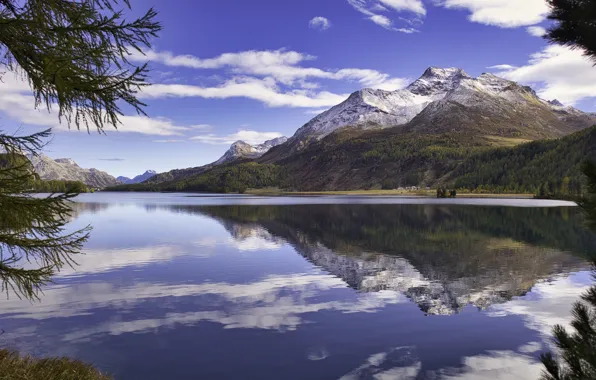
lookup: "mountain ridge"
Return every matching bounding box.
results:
[107,66,596,193]
[29,154,119,188]
[117,170,157,184]
[263,67,594,161]
[146,136,287,184]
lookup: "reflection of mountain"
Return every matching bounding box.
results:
[173,204,593,315]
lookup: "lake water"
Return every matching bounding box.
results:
[0,193,594,380]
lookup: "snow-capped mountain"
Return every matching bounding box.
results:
[29,154,119,188]
[146,136,288,184]
[117,170,157,184]
[213,137,288,166]
[284,67,595,150]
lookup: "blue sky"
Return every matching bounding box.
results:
[2,0,596,177]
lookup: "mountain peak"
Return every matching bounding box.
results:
[408,67,470,97]
[214,136,288,166]
[55,158,78,167]
[421,67,469,79]
[548,99,564,107]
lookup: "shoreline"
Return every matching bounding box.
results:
[245,189,536,198]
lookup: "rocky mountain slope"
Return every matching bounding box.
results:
[264,67,595,161]
[212,137,288,166]
[108,66,596,193]
[117,170,157,184]
[146,136,287,184]
[29,154,118,188]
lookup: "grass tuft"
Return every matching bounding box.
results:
[0,349,111,380]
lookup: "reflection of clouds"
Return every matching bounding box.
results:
[58,245,188,277]
[487,272,592,337]
[432,351,543,380]
[230,236,283,251]
[194,234,284,252]
[1,272,408,341]
[63,290,407,342]
[338,347,421,380]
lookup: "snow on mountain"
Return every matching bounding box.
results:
[29,154,119,188]
[117,170,157,184]
[213,137,288,166]
[288,67,594,145]
[147,137,288,184]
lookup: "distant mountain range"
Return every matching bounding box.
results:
[29,154,119,188]
[27,155,158,188]
[117,170,157,184]
[109,66,596,193]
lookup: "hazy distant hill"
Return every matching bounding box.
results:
[117,170,157,184]
[29,154,118,188]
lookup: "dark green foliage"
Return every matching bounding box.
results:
[436,188,457,198]
[0,349,111,379]
[109,162,284,193]
[268,129,491,191]
[539,158,596,379]
[545,0,596,62]
[0,130,90,300]
[454,126,596,196]
[0,0,162,131]
[540,257,596,379]
[29,179,89,193]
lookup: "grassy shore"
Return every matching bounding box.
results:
[0,349,111,380]
[246,188,535,198]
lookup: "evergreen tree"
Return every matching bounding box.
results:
[0,0,161,299]
[545,0,596,62]
[0,130,91,299]
[540,161,596,379]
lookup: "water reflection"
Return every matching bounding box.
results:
[181,204,592,315]
[0,200,594,379]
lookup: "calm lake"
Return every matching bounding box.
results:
[1,193,594,380]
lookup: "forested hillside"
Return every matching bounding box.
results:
[453,125,596,196]
[108,126,596,195]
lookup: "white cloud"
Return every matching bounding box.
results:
[527,26,547,37]
[347,0,424,31]
[191,129,284,145]
[116,116,196,136]
[153,139,186,143]
[133,49,408,90]
[309,16,332,30]
[370,14,393,28]
[492,45,596,105]
[437,0,550,28]
[0,75,206,136]
[379,0,426,15]
[371,3,390,11]
[486,64,518,70]
[140,77,350,108]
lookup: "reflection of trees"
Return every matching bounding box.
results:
[69,202,111,219]
[177,204,592,315]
